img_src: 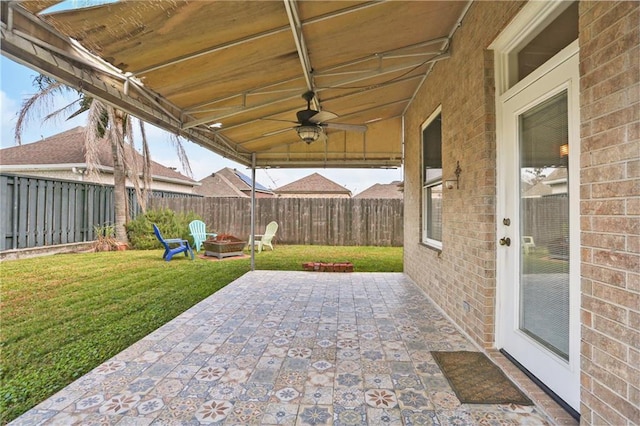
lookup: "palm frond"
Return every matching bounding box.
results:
[14,80,68,145]
[170,133,194,178]
[42,98,83,123]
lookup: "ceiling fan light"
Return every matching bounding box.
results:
[296,125,320,144]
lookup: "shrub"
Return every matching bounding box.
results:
[126,208,202,250]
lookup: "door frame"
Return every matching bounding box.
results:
[490,1,581,412]
[497,45,581,411]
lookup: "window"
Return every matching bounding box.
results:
[517,2,578,82]
[422,108,442,249]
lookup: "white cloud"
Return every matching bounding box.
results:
[0,90,19,148]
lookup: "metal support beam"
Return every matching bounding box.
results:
[284,0,315,99]
[250,153,257,271]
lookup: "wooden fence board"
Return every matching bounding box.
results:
[149,196,405,247]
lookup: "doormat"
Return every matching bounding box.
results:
[431,351,533,405]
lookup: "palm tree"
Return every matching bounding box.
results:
[14,75,192,243]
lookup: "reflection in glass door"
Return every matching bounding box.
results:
[519,91,570,359]
[497,49,580,411]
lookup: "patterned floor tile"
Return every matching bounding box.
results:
[334,373,363,388]
[434,409,476,425]
[333,404,366,426]
[240,383,274,402]
[401,408,441,425]
[363,374,393,389]
[364,389,398,409]
[98,392,140,415]
[296,405,333,426]
[273,387,302,403]
[396,389,434,411]
[9,272,561,426]
[155,396,203,423]
[301,386,334,405]
[208,382,243,401]
[333,387,364,408]
[262,403,300,425]
[193,399,233,424]
[366,407,404,426]
[225,400,267,425]
[136,396,165,416]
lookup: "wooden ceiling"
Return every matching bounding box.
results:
[2,0,470,168]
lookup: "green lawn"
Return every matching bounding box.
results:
[522,249,569,274]
[0,245,402,423]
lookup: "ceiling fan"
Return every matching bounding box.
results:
[265,91,367,144]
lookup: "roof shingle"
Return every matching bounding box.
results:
[274,173,351,195]
[353,181,403,199]
[0,126,195,183]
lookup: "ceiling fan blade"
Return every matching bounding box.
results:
[309,110,338,124]
[323,122,367,132]
[262,118,298,124]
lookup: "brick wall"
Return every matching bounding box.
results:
[403,1,523,347]
[578,1,640,424]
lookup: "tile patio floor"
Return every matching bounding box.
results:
[11,271,576,425]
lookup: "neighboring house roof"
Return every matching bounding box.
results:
[0,126,196,185]
[522,181,553,198]
[195,167,274,197]
[274,172,352,196]
[354,181,403,199]
[522,168,568,198]
[544,168,567,185]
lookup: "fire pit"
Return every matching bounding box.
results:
[203,234,246,259]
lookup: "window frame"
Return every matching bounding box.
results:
[421,106,443,250]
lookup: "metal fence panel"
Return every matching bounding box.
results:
[0,174,200,251]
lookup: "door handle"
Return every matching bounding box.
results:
[499,237,511,246]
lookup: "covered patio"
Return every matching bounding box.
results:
[12,271,574,425]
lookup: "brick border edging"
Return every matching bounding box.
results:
[302,262,354,272]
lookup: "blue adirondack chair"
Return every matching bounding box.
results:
[152,224,194,261]
[189,220,217,252]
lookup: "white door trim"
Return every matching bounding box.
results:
[492,0,581,411]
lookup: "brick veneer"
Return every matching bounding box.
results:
[403,0,523,350]
[403,1,638,424]
[578,1,639,424]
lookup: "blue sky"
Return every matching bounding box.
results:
[0,36,402,194]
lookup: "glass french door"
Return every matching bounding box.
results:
[497,49,580,411]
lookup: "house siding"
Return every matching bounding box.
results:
[403,1,638,424]
[579,1,639,425]
[0,169,195,194]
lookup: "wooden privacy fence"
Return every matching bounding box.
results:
[521,195,569,246]
[0,174,198,251]
[149,197,404,247]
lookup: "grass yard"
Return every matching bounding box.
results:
[0,245,402,423]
